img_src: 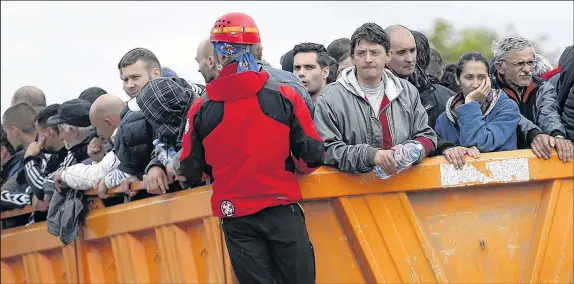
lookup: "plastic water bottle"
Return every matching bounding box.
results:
[166,147,177,162]
[153,139,169,165]
[374,142,423,179]
[153,139,178,166]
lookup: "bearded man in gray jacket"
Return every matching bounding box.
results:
[313,23,437,175]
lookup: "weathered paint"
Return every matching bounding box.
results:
[1,150,572,283]
[440,157,529,187]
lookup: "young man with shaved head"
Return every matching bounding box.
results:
[1,103,37,211]
[2,103,38,154]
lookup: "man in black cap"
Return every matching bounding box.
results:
[46,99,97,192]
[41,99,100,243]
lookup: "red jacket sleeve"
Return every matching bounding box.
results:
[179,98,209,183]
[279,85,325,174]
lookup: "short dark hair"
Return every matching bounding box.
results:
[35,104,61,130]
[117,48,161,71]
[280,50,295,72]
[327,56,338,84]
[427,48,443,79]
[411,30,431,70]
[441,63,461,93]
[350,23,390,59]
[338,52,350,64]
[293,42,331,69]
[0,126,15,155]
[327,38,351,63]
[78,87,107,104]
[456,51,490,79]
[2,103,37,134]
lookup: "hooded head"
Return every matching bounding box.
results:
[135,78,192,144]
[161,67,179,78]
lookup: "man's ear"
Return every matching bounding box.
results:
[322,66,330,80]
[494,62,505,75]
[257,45,264,60]
[208,56,216,68]
[104,117,113,127]
[10,126,20,138]
[1,145,7,157]
[46,128,54,139]
[151,68,161,79]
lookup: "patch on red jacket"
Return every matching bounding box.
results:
[220,200,235,217]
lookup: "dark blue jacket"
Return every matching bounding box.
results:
[435,90,520,152]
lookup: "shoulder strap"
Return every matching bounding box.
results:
[261,77,280,92]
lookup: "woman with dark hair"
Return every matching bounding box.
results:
[435,52,521,169]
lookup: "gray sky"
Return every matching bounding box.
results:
[1,1,572,115]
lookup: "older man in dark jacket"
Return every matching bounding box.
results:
[492,36,573,162]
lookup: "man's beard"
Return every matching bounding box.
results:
[64,139,82,150]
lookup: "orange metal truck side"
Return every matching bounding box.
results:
[1,149,573,283]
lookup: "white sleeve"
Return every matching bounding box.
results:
[61,151,121,190]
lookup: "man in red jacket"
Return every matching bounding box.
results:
[179,12,324,284]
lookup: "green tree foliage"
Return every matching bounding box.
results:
[427,18,558,66]
[427,18,499,64]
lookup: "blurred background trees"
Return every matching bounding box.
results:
[426,18,561,66]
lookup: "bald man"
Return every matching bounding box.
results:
[89,94,126,141]
[11,86,47,112]
[385,25,457,162]
[385,25,417,78]
[195,37,218,83]
[58,95,124,192]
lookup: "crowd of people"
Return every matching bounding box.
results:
[1,11,573,284]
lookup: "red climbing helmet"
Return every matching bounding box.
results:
[210,12,261,45]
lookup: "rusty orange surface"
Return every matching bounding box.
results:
[1,149,573,283]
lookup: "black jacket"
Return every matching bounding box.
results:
[558,47,574,140]
[23,147,69,200]
[114,107,155,177]
[494,73,566,148]
[396,67,456,155]
[562,87,574,140]
[46,133,94,245]
[558,47,573,113]
[0,150,23,187]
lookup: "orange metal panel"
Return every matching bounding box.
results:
[1,150,572,284]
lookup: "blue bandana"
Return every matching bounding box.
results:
[214,42,259,73]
